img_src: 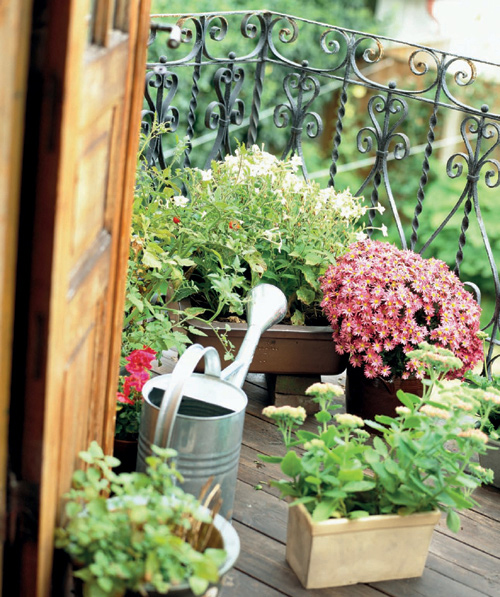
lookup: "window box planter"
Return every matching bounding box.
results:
[286,503,441,589]
[179,300,347,376]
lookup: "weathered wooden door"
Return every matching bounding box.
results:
[6,1,151,595]
[0,3,34,596]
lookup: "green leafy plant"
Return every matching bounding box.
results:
[168,144,382,326]
[122,130,234,360]
[55,442,227,597]
[261,342,493,532]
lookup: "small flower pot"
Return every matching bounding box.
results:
[286,503,441,589]
[479,436,500,489]
[71,508,240,597]
[113,437,139,473]
[345,365,423,420]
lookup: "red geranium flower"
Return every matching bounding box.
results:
[125,347,156,374]
[116,392,134,405]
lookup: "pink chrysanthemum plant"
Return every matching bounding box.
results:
[115,346,156,440]
[320,240,484,380]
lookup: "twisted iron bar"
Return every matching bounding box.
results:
[328,47,353,188]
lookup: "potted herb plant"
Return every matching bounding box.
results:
[128,142,385,375]
[114,346,156,472]
[320,239,484,418]
[55,442,240,597]
[260,343,493,589]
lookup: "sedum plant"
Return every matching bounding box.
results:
[261,343,493,532]
[55,442,226,597]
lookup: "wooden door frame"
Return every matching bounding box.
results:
[5,1,152,595]
[0,2,34,596]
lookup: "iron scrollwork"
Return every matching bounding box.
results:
[204,59,245,166]
[142,64,179,170]
[143,10,500,373]
[274,68,323,179]
[355,84,410,245]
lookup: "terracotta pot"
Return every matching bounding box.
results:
[286,503,441,589]
[178,299,347,376]
[479,436,500,489]
[113,438,138,473]
[345,365,424,420]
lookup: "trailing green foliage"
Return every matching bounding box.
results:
[55,443,226,597]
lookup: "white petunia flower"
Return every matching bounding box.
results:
[172,195,189,207]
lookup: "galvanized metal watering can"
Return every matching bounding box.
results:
[137,284,287,519]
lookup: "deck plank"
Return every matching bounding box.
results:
[218,567,287,597]
[232,521,387,597]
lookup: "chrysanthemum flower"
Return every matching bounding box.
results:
[320,240,483,379]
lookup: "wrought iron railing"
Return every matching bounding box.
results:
[142,10,500,375]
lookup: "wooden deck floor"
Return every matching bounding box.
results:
[154,358,500,597]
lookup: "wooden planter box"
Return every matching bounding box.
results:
[179,299,347,375]
[286,504,441,589]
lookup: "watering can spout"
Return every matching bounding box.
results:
[221,284,287,388]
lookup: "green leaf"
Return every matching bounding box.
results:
[188,326,209,337]
[396,389,418,409]
[311,499,337,522]
[258,455,283,464]
[304,475,322,486]
[280,451,302,478]
[373,415,395,426]
[127,294,144,312]
[315,410,332,424]
[446,509,461,533]
[349,510,371,519]
[372,436,388,457]
[290,310,305,326]
[88,441,104,458]
[65,501,83,518]
[97,577,114,593]
[87,498,108,518]
[142,249,162,269]
[338,468,364,482]
[442,487,476,509]
[189,576,209,596]
[289,495,316,506]
[296,285,316,305]
[303,252,322,266]
[342,480,376,492]
[174,257,196,267]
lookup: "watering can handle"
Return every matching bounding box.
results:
[153,344,221,449]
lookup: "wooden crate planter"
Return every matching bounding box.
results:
[286,504,441,589]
